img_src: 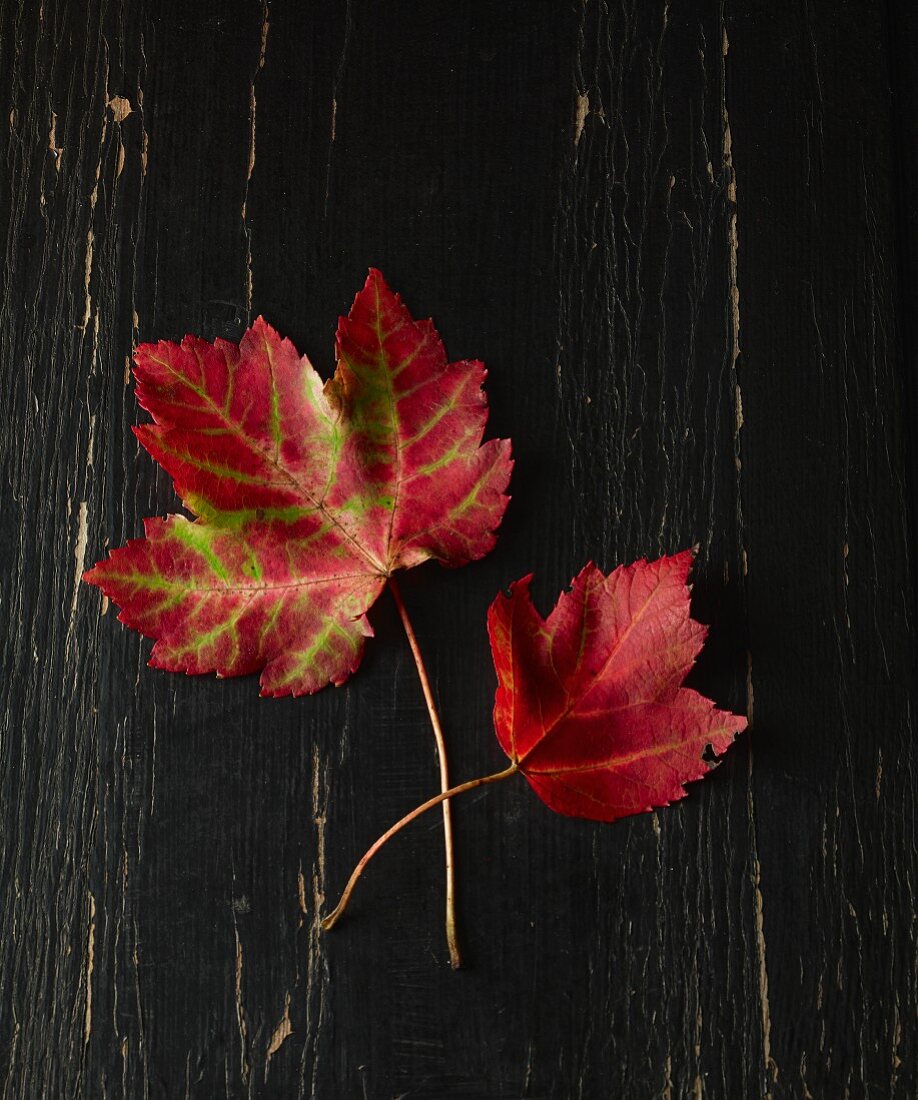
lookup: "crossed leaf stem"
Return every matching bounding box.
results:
[387,577,462,968]
[322,762,519,936]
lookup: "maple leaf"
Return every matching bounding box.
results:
[321,549,748,934]
[487,549,747,820]
[85,270,513,696]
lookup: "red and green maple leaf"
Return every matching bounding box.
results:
[85,270,512,696]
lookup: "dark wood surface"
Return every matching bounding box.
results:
[2,1,916,1096]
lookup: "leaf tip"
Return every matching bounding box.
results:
[663,546,698,589]
[81,562,102,587]
[362,266,392,299]
[505,572,534,600]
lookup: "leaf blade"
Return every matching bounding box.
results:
[487,550,747,822]
[334,269,513,572]
[85,273,511,697]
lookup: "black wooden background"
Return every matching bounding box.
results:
[2,1,916,1096]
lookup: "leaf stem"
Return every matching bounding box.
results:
[322,763,519,934]
[387,576,462,968]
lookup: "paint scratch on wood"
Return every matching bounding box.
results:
[723,29,742,468]
[324,2,352,213]
[574,92,589,145]
[233,926,250,1083]
[313,755,327,899]
[891,1003,902,1086]
[86,413,96,468]
[266,992,292,1067]
[81,230,94,331]
[71,501,89,622]
[751,850,778,1092]
[138,85,148,175]
[243,2,270,316]
[48,111,63,171]
[83,892,95,1043]
[748,724,778,1094]
[303,745,330,1092]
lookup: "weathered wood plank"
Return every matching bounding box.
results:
[0,1,914,1096]
[729,2,917,1096]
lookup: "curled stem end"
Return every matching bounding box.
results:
[321,763,518,938]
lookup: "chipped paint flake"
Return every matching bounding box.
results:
[574,92,589,145]
[233,927,249,1083]
[71,502,89,620]
[48,111,63,170]
[266,992,292,1063]
[81,230,94,330]
[83,892,96,1043]
[108,95,132,123]
[86,414,96,469]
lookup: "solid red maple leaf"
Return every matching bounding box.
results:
[321,549,749,933]
[487,549,747,821]
[85,270,512,696]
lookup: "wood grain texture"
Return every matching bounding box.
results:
[0,1,914,1096]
